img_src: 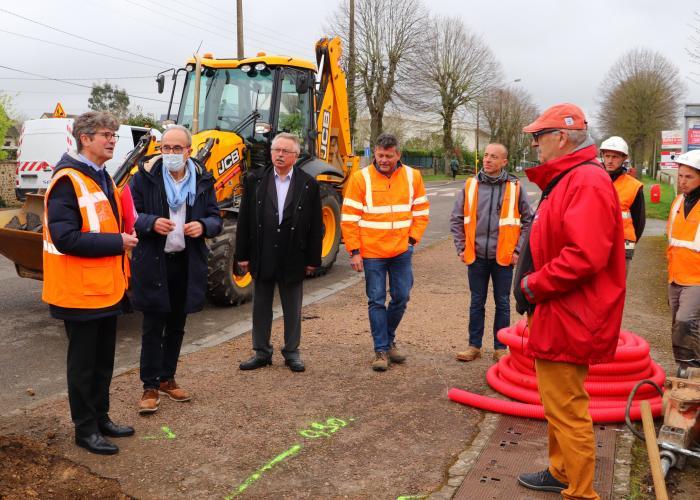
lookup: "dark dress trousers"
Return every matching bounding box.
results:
[235,165,322,359]
[129,159,222,389]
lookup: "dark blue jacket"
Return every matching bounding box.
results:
[46,152,126,321]
[129,158,222,313]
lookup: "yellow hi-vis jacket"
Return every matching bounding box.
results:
[613,173,643,248]
[42,168,128,309]
[341,163,429,258]
[667,194,700,286]
[462,177,521,266]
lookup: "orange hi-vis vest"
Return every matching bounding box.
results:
[341,164,430,259]
[42,168,128,309]
[462,177,521,266]
[667,194,700,286]
[613,173,643,249]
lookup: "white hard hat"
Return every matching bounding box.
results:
[675,150,700,171]
[600,136,629,156]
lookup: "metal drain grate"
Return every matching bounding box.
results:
[453,415,617,499]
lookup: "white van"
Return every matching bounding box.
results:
[15,118,160,200]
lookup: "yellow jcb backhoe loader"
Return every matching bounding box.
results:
[0,37,359,306]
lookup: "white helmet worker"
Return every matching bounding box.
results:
[600,136,629,156]
[675,150,700,171]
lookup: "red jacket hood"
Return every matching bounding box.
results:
[526,145,600,190]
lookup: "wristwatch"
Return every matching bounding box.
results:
[350,249,360,256]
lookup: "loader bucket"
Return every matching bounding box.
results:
[0,193,45,280]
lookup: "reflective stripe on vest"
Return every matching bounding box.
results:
[614,174,642,243]
[462,177,522,266]
[340,164,430,259]
[360,165,416,227]
[667,194,700,285]
[42,168,127,309]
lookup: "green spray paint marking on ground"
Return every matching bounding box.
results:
[224,444,302,499]
[397,495,428,500]
[142,426,176,440]
[298,417,354,439]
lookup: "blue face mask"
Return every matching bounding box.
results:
[162,153,185,172]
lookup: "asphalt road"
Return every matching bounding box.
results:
[0,178,540,416]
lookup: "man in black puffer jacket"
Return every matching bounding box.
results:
[129,125,222,414]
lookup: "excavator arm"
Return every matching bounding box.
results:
[314,37,359,187]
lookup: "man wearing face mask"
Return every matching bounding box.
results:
[129,125,222,414]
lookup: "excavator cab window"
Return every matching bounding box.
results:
[177,67,274,141]
[276,68,314,156]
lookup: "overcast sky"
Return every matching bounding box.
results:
[1,0,699,131]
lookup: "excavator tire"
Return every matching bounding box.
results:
[206,218,253,306]
[311,183,341,277]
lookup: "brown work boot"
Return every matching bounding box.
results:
[139,389,160,414]
[456,346,482,362]
[159,379,192,402]
[387,343,406,364]
[371,352,389,372]
[493,349,509,362]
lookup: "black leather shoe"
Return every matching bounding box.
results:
[75,433,119,455]
[285,358,306,372]
[239,356,272,370]
[99,419,135,438]
[518,469,568,493]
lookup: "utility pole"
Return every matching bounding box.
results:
[236,0,244,58]
[348,0,357,144]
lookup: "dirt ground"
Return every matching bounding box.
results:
[1,235,698,499]
[0,239,494,499]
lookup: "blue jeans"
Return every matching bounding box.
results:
[363,247,414,352]
[467,257,512,349]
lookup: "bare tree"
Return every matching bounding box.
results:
[597,48,684,169]
[326,0,426,147]
[479,86,538,168]
[688,11,700,84]
[404,16,501,162]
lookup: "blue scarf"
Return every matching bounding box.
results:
[163,158,197,210]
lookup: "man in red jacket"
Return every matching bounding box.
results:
[513,104,626,499]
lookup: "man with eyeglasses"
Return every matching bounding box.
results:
[235,132,322,372]
[43,111,138,455]
[129,124,222,414]
[513,104,625,498]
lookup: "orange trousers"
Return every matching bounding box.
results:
[535,358,600,500]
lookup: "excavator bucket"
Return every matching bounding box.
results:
[0,193,45,280]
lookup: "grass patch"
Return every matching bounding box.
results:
[641,176,675,220]
[628,437,652,500]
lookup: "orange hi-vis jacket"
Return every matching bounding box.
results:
[42,168,128,309]
[462,177,521,266]
[667,194,700,286]
[341,163,430,258]
[613,173,643,248]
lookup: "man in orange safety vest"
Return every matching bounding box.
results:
[450,143,533,363]
[341,133,430,372]
[667,149,700,369]
[600,136,645,275]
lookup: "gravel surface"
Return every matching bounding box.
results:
[1,232,697,499]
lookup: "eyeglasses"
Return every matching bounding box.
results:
[161,145,188,154]
[270,147,298,155]
[88,131,119,141]
[531,129,561,144]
